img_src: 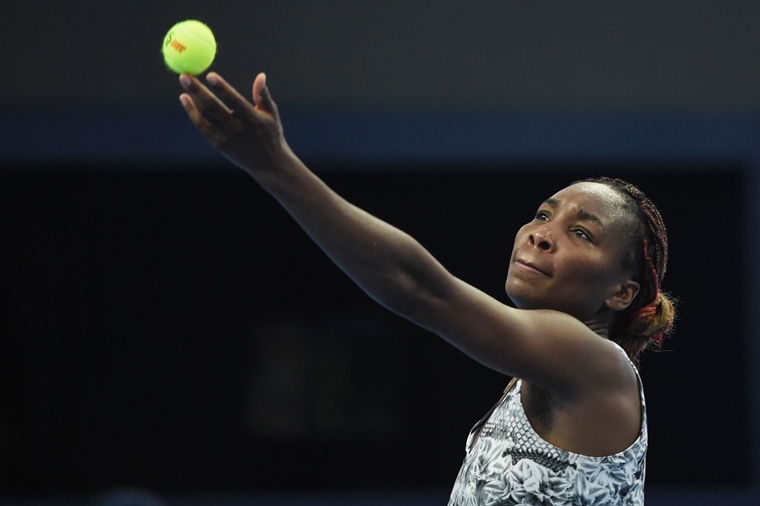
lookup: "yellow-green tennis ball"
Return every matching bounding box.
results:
[162,20,216,75]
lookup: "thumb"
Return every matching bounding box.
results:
[253,73,279,117]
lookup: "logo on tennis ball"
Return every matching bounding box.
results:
[165,32,187,54]
[162,20,216,75]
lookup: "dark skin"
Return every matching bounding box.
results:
[179,72,643,456]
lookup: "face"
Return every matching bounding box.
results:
[505,182,639,322]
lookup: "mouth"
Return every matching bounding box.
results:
[514,258,552,277]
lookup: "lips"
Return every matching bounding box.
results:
[514,258,552,277]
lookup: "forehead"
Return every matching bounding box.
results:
[547,182,630,225]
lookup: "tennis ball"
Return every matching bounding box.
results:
[162,20,216,75]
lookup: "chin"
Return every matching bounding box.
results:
[511,298,542,311]
[504,288,540,310]
[505,285,566,313]
[505,279,540,310]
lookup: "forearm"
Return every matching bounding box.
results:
[250,148,446,316]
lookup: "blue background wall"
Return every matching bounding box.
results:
[2,1,759,504]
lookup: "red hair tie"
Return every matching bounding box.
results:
[638,240,663,344]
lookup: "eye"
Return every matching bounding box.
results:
[535,210,550,221]
[572,228,591,241]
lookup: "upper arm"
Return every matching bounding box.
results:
[401,273,620,393]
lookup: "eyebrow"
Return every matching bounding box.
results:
[542,198,605,227]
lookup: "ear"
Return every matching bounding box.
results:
[605,279,640,312]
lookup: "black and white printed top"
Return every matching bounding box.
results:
[447,345,647,506]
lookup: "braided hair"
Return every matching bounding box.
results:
[579,177,676,365]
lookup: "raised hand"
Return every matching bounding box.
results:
[179,72,293,173]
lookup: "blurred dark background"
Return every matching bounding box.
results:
[2,1,759,505]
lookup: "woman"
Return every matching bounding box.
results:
[178,72,675,505]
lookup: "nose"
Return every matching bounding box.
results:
[529,227,555,252]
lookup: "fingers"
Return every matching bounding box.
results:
[178,71,281,153]
[204,72,255,116]
[181,73,232,111]
[178,74,233,146]
[180,72,277,124]
[179,91,219,143]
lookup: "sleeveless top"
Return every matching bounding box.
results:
[447,346,647,506]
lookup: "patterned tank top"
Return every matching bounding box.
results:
[447,346,647,506]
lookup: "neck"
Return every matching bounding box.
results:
[583,311,616,338]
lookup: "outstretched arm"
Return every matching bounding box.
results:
[179,72,452,321]
[178,72,625,389]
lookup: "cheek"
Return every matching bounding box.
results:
[573,257,622,291]
[561,250,607,281]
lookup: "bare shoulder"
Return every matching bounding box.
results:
[512,310,636,394]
